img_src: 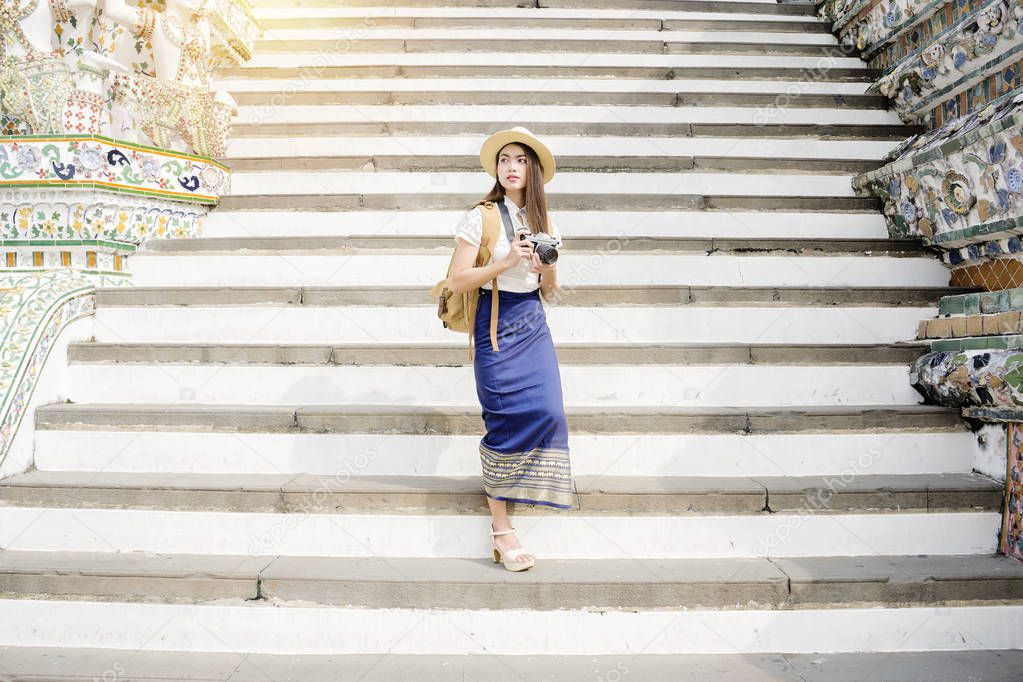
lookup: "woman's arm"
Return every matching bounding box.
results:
[448,238,514,294]
[538,263,559,302]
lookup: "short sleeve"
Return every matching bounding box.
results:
[453,206,483,247]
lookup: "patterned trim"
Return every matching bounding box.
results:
[0,190,208,243]
[0,136,230,204]
[480,442,575,509]
[0,269,95,469]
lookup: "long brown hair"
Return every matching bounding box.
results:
[475,141,551,235]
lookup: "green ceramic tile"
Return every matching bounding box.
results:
[979,291,1004,313]
[930,334,1023,352]
[1008,288,1023,311]
[939,295,966,316]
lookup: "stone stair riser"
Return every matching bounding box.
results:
[32,430,975,478]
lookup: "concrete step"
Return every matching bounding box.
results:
[241,51,869,70]
[226,169,865,196]
[218,192,880,212]
[249,0,820,17]
[66,341,930,365]
[221,62,877,80]
[202,210,895,239]
[2,648,1023,681]
[30,428,975,479]
[229,90,888,108]
[227,154,881,173]
[123,251,948,288]
[228,120,921,140]
[139,235,926,253]
[219,77,868,95]
[0,601,1020,659]
[0,500,1000,558]
[255,26,838,44]
[33,402,965,435]
[254,39,841,58]
[223,134,897,162]
[253,3,817,19]
[92,284,965,307]
[253,15,833,32]
[0,471,1001,515]
[1,551,1020,609]
[87,303,940,344]
[61,362,928,407]
[260,22,836,38]
[233,104,904,127]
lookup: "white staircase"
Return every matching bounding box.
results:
[3,1,1023,679]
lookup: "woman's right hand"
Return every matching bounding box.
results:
[500,231,534,270]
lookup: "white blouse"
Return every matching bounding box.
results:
[452,195,563,293]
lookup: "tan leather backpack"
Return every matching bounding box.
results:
[431,201,504,361]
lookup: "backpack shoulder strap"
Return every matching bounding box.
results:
[478,201,502,265]
[475,201,503,354]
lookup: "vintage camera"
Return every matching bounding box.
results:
[517,229,560,264]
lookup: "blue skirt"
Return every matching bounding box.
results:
[473,288,574,510]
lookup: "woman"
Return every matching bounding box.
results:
[447,126,574,572]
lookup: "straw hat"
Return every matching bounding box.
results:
[479,126,556,184]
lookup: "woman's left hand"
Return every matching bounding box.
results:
[529,251,555,275]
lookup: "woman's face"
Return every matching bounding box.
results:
[497,143,528,191]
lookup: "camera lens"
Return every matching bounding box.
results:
[536,245,558,264]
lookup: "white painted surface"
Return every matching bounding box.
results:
[0,507,1000,558]
[90,306,934,345]
[255,28,838,44]
[0,314,94,480]
[227,170,860,196]
[1,600,1021,655]
[216,77,870,95]
[224,135,894,159]
[125,253,949,288]
[33,430,976,478]
[254,7,816,20]
[241,52,868,69]
[203,210,891,239]
[234,104,901,126]
[973,423,1008,483]
[65,364,924,407]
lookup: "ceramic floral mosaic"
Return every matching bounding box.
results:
[0,191,206,243]
[929,53,1023,126]
[871,0,1023,119]
[819,0,1022,128]
[910,346,1023,407]
[0,269,96,469]
[854,90,1023,262]
[0,135,230,202]
[823,0,988,59]
[869,0,1011,69]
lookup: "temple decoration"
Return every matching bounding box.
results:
[819,0,1023,560]
[0,0,259,471]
